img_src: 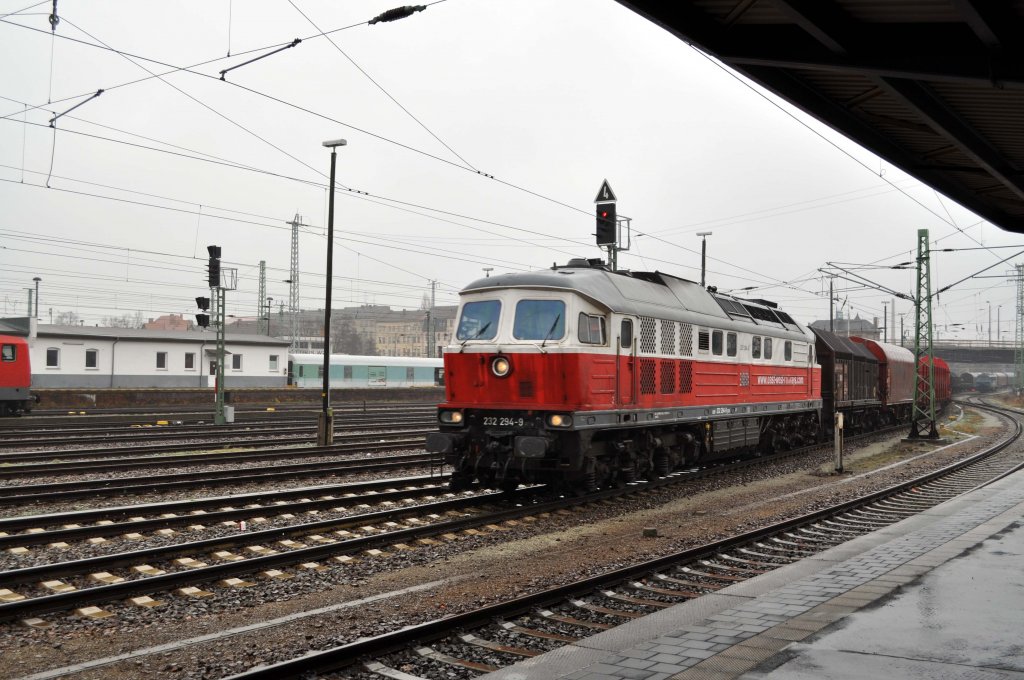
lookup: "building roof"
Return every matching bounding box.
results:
[809,317,878,332]
[34,325,291,346]
[616,1,1024,234]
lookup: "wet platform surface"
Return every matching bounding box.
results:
[484,467,1024,680]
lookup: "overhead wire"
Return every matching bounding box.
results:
[689,46,1005,260]
[4,4,1007,323]
[286,0,477,171]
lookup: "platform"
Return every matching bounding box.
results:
[484,467,1024,680]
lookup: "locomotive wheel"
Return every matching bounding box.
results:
[654,450,670,477]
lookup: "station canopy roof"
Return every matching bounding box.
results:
[616,1,1024,233]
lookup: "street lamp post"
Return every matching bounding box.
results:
[32,274,40,319]
[696,232,712,288]
[881,301,888,343]
[987,300,992,345]
[318,138,346,446]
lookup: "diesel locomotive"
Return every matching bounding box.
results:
[426,259,950,492]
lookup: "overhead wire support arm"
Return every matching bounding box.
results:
[48,89,102,126]
[819,264,913,301]
[934,249,1024,296]
[219,38,301,81]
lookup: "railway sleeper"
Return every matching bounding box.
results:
[416,645,498,673]
[699,559,770,575]
[656,572,723,592]
[362,661,429,680]
[460,633,540,658]
[728,549,795,567]
[681,565,746,582]
[630,580,700,598]
[499,621,579,643]
[763,539,818,555]
[832,514,891,528]
[601,589,672,609]
[538,609,612,630]
[780,531,837,546]
[571,598,645,619]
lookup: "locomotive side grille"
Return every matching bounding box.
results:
[519,381,534,398]
[660,320,676,354]
[660,360,675,394]
[679,360,693,393]
[679,324,693,357]
[639,316,657,354]
[639,358,656,394]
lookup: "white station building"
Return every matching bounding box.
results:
[1,318,290,388]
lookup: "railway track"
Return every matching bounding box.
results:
[0,449,439,506]
[1,401,440,428]
[0,414,437,449]
[0,407,998,632]
[0,429,432,475]
[220,401,1022,679]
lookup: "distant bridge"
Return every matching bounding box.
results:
[929,342,1016,374]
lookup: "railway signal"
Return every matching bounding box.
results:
[207,245,222,288]
[593,180,629,271]
[596,203,616,246]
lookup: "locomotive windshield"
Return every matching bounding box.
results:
[513,299,565,341]
[456,300,500,340]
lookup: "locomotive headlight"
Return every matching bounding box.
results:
[491,356,511,377]
[439,410,464,424]
[547,413,572,428]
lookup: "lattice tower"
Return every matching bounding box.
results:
[288,213,301,349]
[1016,264,1024,391]
[257,260,267,335]
[909,228,938,438]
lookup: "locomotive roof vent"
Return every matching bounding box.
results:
[556,258,607,270]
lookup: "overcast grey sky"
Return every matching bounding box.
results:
[1,0,1020,341]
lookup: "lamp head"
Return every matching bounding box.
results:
[322,139,347,148]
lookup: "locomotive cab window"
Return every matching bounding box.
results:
[578,312,606,345]
[752,336,761,359]
[456,300,500,341]
[513,299,565,341]
[620,319,633,349]
[711,330,723,356]
[784,341,793,361]
[1,344,14,361]
[726,332,737,357]
[764,338,773,359]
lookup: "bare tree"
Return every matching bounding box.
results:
[54,311,81,325]
[102,311,145,328]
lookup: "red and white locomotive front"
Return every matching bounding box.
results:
[427,261,821,492]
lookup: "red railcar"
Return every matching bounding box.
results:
[0,334,34,416]
[921,356,951,406]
